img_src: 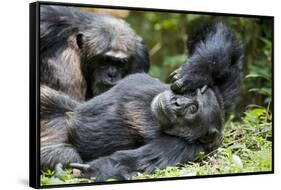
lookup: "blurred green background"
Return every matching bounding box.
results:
[81,8,273,119]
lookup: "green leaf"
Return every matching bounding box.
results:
[149,65,161,78]
[193,151,205,161]
[225,148,232,157]
[246,73,271,81]
[249,88,271,96]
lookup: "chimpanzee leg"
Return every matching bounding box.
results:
[71,136,204,182]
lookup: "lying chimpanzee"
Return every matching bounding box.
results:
[41,74,223,181]
[40,23,242,181]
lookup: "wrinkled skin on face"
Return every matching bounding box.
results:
[151,86,223,149]
[87,55,131,96]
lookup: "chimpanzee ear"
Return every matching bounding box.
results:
[76,33,84,49]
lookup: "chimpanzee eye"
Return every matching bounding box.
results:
[115,61,125,68]
[98,63,107,69]
[188,104,198,114]
[120,58,128,64]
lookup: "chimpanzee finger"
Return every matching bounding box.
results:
[70,163,90,171]
[95,175,111,182]
[170,79,185,93]
[72,169,82,177]
[54,163,66,177]
[70,163,96,179]
[169,71,177,80]
[169,68,181,80]
[170,73,183,83]
[200,85,208,94]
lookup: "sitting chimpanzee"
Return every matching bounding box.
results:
[40,23,242,181]
[40,5,149,100]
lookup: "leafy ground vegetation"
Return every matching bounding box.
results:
[41,106,272,185]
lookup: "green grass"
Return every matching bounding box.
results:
[41,106,272,186]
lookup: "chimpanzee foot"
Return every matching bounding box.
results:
[70,162,133,182]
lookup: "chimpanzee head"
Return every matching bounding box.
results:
[83,54,132,96]
[151,86,223,144]
[76,13,149,98]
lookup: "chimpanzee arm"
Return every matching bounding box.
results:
[170,23,243,114]
[70,136,204,182]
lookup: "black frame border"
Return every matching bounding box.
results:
[30,2,40,188]
[29,1,274,189]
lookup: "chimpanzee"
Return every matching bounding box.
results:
[40,5,149,100]
[40,23,242,181]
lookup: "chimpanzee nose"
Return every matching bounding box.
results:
[175,97,193,106]
[107,69,117,79]
[175,98,183,106]
[108,72,116,78]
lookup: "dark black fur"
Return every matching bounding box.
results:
[170,23,243,115]
[40,5,149,100]
[40,88,82,169]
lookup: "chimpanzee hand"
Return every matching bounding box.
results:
[198,128,223,152]
[169,60,212,94]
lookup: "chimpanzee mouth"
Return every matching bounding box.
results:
[151,91,177,124]
[97,81,117,89]
[94,82,117,95]
[158,99,172,122]
[104,80,118,86]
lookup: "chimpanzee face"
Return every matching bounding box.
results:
[151,86,223,143]
[77,27,148,98]
[89,55,131,96]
